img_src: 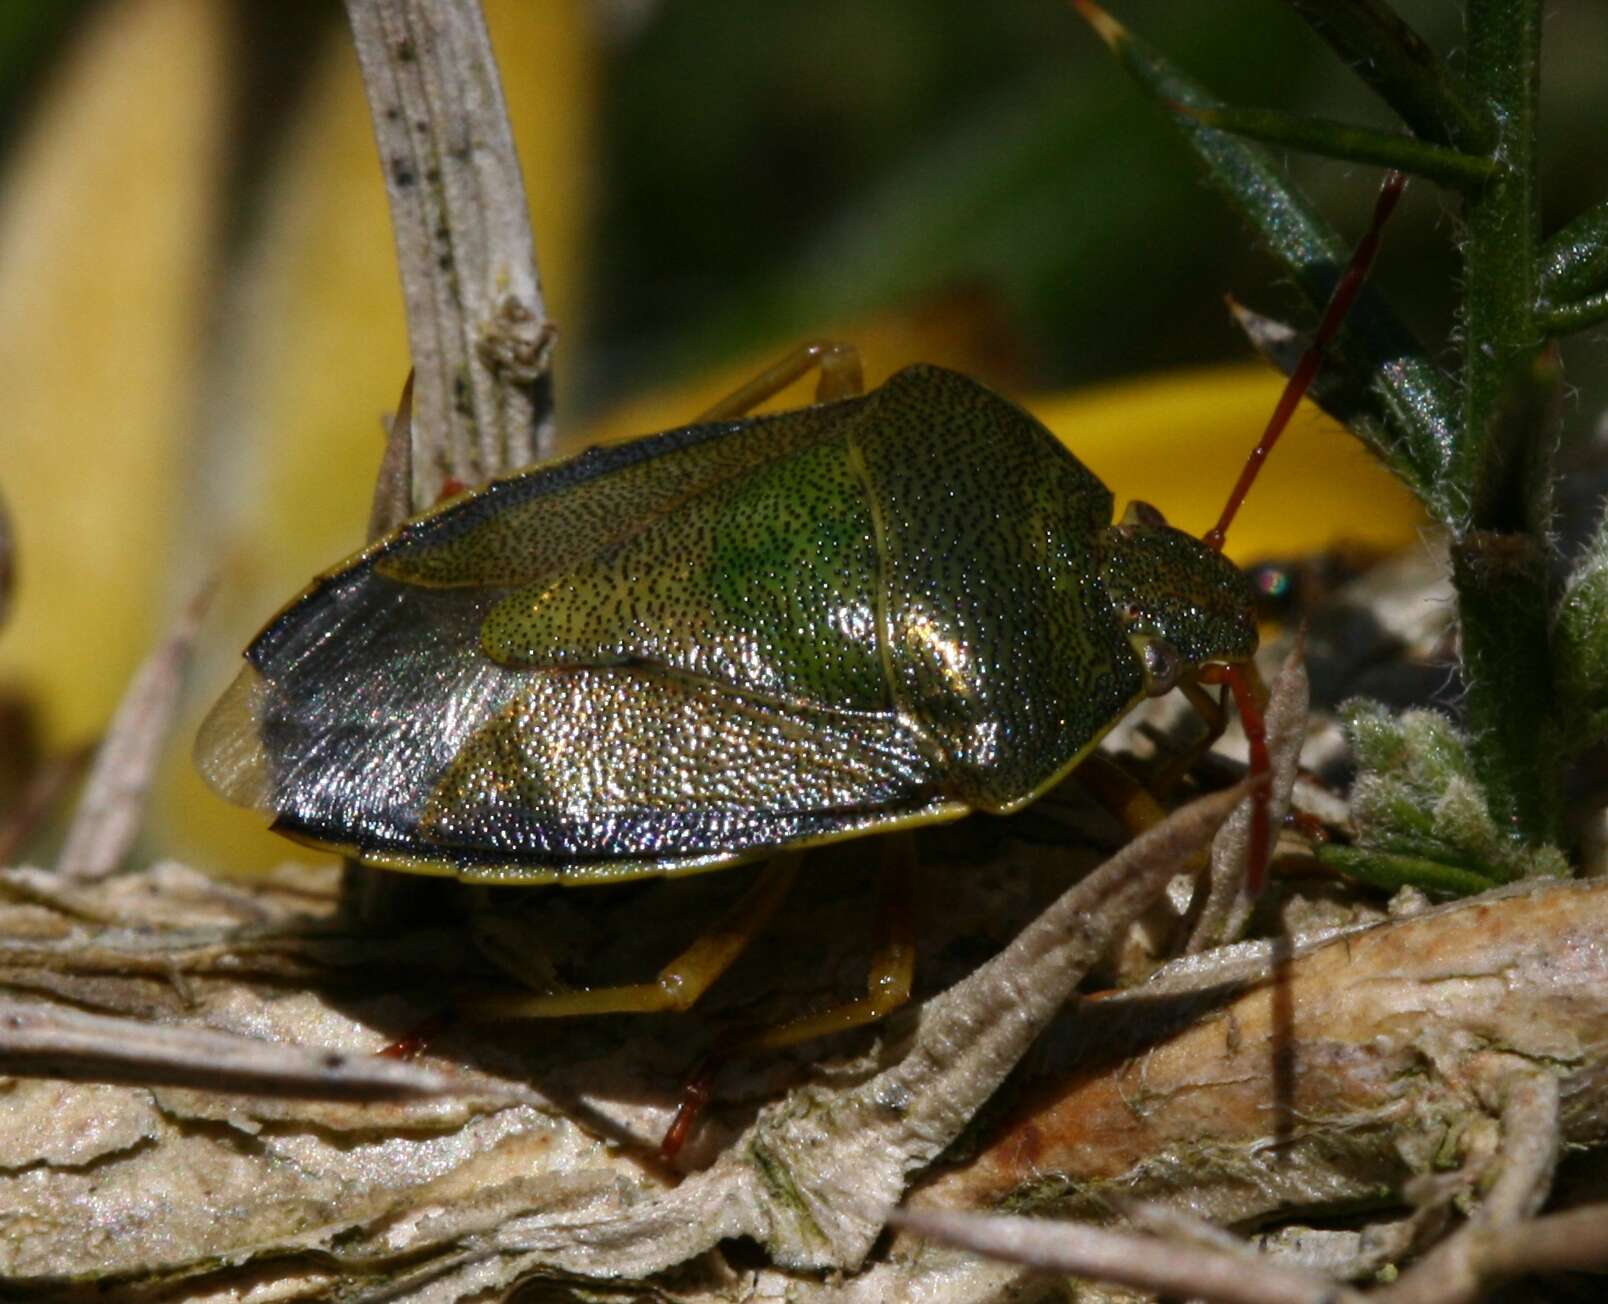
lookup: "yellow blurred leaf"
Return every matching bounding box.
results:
[1032,365,1427,563]
[0,0,225,748]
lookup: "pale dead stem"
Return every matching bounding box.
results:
[54,579,214,882]
[343,0,556,512]
[892,1205,1347,1304]
[0,994,535,1103]
[1372,1071,1560,1304]
[341,0,559,927]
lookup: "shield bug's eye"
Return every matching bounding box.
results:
[1135,636,1184,698]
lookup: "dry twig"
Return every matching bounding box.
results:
[896,1076,1607,1303]
[0,994,527,1102]
[893,1205,1358,1304]
[55,580,213,881]
[344,0,556,510]
[1377,1071,1560,1304]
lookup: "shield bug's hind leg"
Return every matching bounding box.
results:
[694,339,865,421]
[463,852,801,1020]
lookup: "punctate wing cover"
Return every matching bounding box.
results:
[195,400,954,882]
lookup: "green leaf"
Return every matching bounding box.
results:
[1337,700,1570,892]
[1539,289,1608,338]
[1316,845,1500,898]
[1228,301,1427,488]
[1178,105,1495,192]
[1078,1,1458,521]
[1282,0,1495,152]
[1539,196,1608,305]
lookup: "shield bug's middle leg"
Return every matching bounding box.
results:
[694,339,865,420]
[660,835,919,1159]
[743,833,919,1052]
[463,852,801,1020]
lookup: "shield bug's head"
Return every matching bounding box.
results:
[1098,500,1258,697]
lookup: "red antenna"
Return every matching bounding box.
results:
[1205,169,1408,553]
[1206,169,1407,892]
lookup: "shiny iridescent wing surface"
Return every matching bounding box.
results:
[196,366,1134,883]
[197,385,935,883]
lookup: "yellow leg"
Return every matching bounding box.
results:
[1078,749,1172,840]
[658,837,919,1158]
[695,340,865,421]
[742,834,918,1051]
[1149,680,1229,797]
[1074,751,1212,975]
[463,853,801,1019]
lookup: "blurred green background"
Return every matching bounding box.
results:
[4,0,1595,402]
[583,0,1608,404]
[1,0,1603,432]
[0,0,1603,873]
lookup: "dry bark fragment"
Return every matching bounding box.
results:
[0,824,1601,1298]
[912,878,1608,1224]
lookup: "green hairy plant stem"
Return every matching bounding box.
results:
[1086,0,1606,866]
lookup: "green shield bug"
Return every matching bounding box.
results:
[197,170,1405,1129]
[199,354,1258,875]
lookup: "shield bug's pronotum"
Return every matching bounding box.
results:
[197,166,1405,1120]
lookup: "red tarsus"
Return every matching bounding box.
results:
[660,1056,716,1160]
[1205,663,1272,893]
[378,1013,448,1060]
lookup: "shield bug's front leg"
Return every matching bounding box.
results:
[463,853,801,1019]
[694,339,865,420]
[1151,680,1231,795]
